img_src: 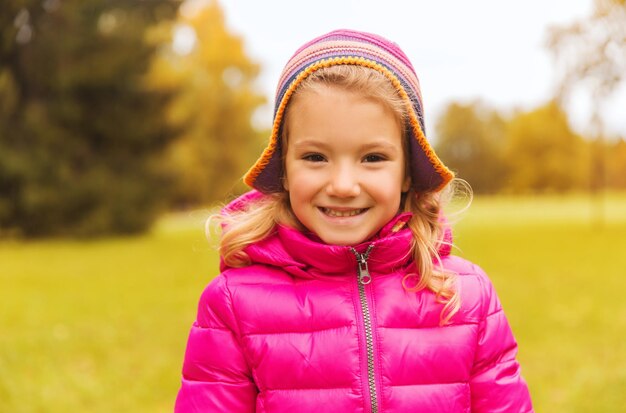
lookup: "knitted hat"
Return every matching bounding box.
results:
[244,29,454,193]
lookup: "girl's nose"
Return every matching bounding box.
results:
[326,164,360,197]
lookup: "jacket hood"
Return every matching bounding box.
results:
[220,190,452,278]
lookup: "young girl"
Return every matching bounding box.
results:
[175,29,533,412]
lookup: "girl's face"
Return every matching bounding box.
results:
[283,85,410,246]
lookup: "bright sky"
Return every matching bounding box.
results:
[200,0,625,137]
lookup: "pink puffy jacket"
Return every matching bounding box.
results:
[175,195,533,412]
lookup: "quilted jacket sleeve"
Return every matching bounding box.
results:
[175,274,257,412]
[470,268,533,413]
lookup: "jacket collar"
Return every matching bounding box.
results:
[243,213,428,279]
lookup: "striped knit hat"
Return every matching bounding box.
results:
[244,29,454,193]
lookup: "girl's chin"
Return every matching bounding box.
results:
[315,228,376,246]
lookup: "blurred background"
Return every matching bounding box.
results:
[1,0,625,411]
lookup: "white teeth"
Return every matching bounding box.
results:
[323,208,365,217]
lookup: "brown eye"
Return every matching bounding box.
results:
[363,154,386,163]
[303,153,326,162]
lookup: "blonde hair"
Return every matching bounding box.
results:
[214,65,466,325]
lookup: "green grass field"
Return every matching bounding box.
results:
[1,195,625,412]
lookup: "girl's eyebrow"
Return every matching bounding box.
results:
[360,141,401,153]
[292,139,400,153]
[291,139,329,149]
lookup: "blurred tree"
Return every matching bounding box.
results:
[434,101,508,193]
[606,138,626,189]
[0,0,178,237]
[547,0,626,221]
[146,0,266,208]
[547,0,626,109]
[504,101,589,193]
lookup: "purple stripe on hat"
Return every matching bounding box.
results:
[277,39,423,105]
[276,65,426,136]
[280,39,421,88]
[294,29,417,74]
[274,53,426,133]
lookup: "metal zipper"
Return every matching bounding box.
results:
[351,244,378,413]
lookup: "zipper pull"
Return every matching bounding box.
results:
[351,244,375,285]
[357,255,371,285]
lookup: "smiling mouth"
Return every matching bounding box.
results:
[320,207,368,217]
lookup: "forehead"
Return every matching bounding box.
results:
[285,85,404,151]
